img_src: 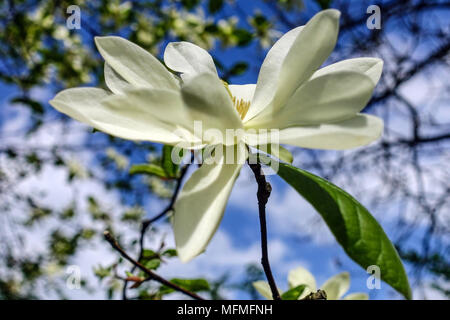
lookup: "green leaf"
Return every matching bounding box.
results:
[125,271,134,277]
[94,265,111,280]
[281,285,306,300]
[172,278,210,292]
[129,164,167,178]
[161,278,210,295]
[142,249,157,258]
[263,144,293,164]
[233,29,253,46]
[274,160,411,299]
[144,258,161,270]
[162,249,177,257]
[208,0,224,13]
[161,145,178,178]
[139,249,161,270]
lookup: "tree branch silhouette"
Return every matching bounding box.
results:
[248,161,281,300]
[122,156,193,299]
[104,231,205,300]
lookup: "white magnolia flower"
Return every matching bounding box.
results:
[253,266,369,300]
[49,9,383,262]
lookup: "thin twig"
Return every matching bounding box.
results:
[122,159,192,299]
[248,161,281,300]
[104,231,204,300]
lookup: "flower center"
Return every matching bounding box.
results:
[222,80,250,120]
[233,97,250,120]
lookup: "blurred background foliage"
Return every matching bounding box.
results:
[0,0,448,299]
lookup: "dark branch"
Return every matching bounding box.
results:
[248,161,281,300]
[122,157,192,299]
[104,231,204,300]
[369,38,450,108]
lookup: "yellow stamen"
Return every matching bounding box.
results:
[233,97,250,120]
[222,80,250,120]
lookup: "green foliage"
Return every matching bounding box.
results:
[281,285,306,300]
[316,0,332,9]
[250,13,271,32]
[181,0,201,10]
[87,196,110,221]
[275,161,412,299]
[161,145,179,178]
[81,229,96,240]
[273,0,305,10]
[131,145,181,188]
[276,145,294,164]
[25,152,42,171]
[260,144,294,164]
[144,259,161,270]
[60,206,76,220]
[49,230,80,265]
[232,29,253,46]
[94,265,113,281]
[129,163,168,178]
[20,259,43,282]
[11,97,44,114]
[162,249,178,257]
[25,206,52,226]
[121,207,145,223]
[161,278,210,295]
[140,249,162,270]
[228,62,248,76]
[208,0,224,13]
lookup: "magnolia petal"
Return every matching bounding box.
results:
[251,71,376,129]
[228,84,256,103]
[100,88,201,145]
[181,73,243,145]
[50,87,110,125]
[173,145,246,262]
[252,281,276,300]
[247,9,340,123]
[50,87,197,145]
[320,272,350,300]
[245,26,304,122]
[343,292,369,300]
[104,63,131,94]
[164,41,218,81]
[311,57,384,84]
[274,9,340,109]
[288,267,317,292]
[95,36,178,90]
[276,114,383,150]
